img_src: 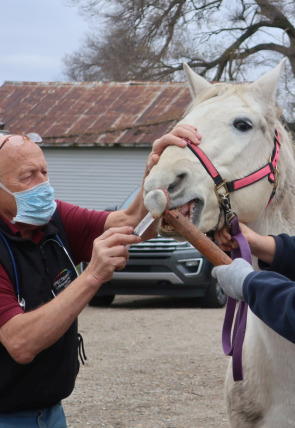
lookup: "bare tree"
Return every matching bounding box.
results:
[63,0,295,121]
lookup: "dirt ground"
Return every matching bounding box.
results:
[63,296,230,428]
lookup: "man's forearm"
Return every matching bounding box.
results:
[0,270,101,364]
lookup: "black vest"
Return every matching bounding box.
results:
[0,211,80,413]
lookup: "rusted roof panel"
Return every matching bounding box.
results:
[0,81,192,147]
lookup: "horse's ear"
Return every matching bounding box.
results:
[251,58,287,104]
[183,62,212,100]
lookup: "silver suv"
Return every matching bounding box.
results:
[86,190,227,308]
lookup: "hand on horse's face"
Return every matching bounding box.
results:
[145,124,201,175]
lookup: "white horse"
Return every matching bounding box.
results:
[143,59,295,427]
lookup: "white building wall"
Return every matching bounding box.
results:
[43,147,150,211]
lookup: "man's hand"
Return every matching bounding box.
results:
[86,226,141,285]
[211,258,254,300]
[145,124,201,175]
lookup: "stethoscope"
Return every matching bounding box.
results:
[0,232,78,311]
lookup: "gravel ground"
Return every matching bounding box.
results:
[63,296,229,428]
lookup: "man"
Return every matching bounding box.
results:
[0,125,200,427]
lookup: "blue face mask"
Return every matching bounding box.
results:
[0,181,57,226]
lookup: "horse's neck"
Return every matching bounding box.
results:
[250,198,295,236]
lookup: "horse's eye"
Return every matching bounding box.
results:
[233,119,253,132]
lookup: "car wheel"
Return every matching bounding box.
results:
[201,278,227,308]
[88,294,115,307]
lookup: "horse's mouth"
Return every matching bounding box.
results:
[159,199,201,233]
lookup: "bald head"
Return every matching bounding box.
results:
[0,135,48,191]
[0,133,42,148]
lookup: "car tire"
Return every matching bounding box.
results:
[201,278,227,308]
[88,294,115,307]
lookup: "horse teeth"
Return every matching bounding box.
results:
[166,225,174,231]
[162,224,174,232]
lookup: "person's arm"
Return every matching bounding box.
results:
[0,226,141,364]
[56,199,110,264]
[104,124,201,237]
[215,224,295,279]
[265,234,295,280]
[212,259,295,344]
[214,222,276,265]
[243,269,295,344]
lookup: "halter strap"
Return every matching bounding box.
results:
[186,143,224,187]
[186,129,280,202]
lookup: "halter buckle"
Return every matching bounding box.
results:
[214,180,230,205]
[273,165,279,190]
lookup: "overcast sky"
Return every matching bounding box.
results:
[0,0,89,85]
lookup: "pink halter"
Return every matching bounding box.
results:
[185,128,280,213]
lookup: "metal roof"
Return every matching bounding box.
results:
[0,81,191,147]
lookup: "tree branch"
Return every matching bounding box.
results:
[256,0,295,38]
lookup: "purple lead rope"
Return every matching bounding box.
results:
[222,216,252,381]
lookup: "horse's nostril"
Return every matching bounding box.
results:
[177,173,186,181]
[168,173,186,192]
